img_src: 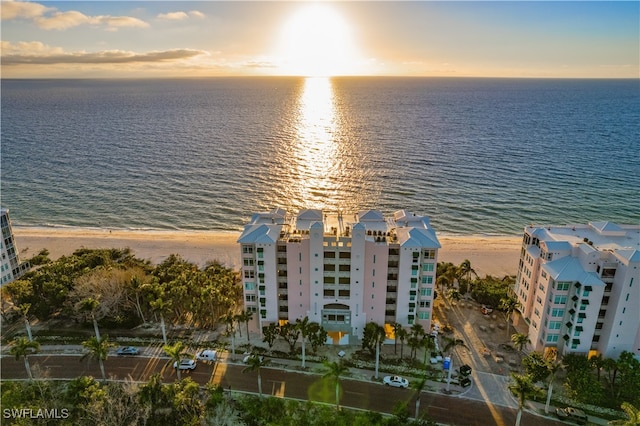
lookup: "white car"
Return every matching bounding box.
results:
[383,375,409,388]
[173,359,197,370]
[196,350,217,362]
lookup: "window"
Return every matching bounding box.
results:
[551,308,564,317]
[418,311,430,320]
[546,334,559,343]
[243,258,254,267]
[323,289,335,297]
[257,247,264,259]
[324,251,335,258]
[245,282,255,291]
[554,295,567,304]
[244,270,255,279]
[242,245,254,254]
[338,251,351,259]
[549,321,562,330]
[419,300,431,308]
[422,276,433,284]
[557,282,570,291]
[245,294,256,302]
[422,263,434,272]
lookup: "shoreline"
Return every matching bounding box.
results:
[12,226,522,277]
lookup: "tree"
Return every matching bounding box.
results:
[393,323,403,355]
[511,332,531,358]
[422,335,436,366]
[221,313,237,359]
[508,373,541,426]
[308,323,328,355]
[236,309,254,344]
[322,360,349,410]
[499,295,521,341]
[411,375,430,420]
[457,259,477,293]
[81,336,114,382]
[396,328,409,360]
[9,336,40,380]
[242,354,270,397]
[262,323,278,350]
[408,323,425,360]
[544,356,562,414]
[17,303,34,341]
[150,296,172,346]
[163,341,190,381]
[78,297,102,340]
[362,322,386,378]
[296,316,313,369]
[279,322,300,355]
[608,402,640,426]
[443,335,467,355]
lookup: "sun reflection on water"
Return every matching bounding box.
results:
[292,77,340,210]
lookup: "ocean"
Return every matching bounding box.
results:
[1,77,638,235]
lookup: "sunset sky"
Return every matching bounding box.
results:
[1,1,638,78]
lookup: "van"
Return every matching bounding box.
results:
[196,350,217,362]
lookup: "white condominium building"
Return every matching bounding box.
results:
[1,208,30,285]
[515,222,640,359]
[238,208,441,345]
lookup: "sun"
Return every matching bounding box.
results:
[275,4,363,77]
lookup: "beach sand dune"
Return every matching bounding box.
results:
[13,228,521,278]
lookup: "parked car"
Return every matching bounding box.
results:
[383,375,409,388]
[173,359,197,370]
[243,354,264,364]
[460,377,472,388]
[481,305,493,315]
[116,346,140,356]
[196,350,217,362]
[459,364,472,376]
[555,407,587,425]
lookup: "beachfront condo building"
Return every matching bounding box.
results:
[514,222,640,359]
[1,208,30,285]
[238,208,440,345]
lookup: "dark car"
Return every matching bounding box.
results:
[459,364,472,376]
[460,377,472,388]
[116,346,140,355]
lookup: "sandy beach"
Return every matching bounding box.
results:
[12,227,521,278]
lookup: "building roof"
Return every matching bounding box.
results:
[542,256,604,287]
[396,227,441,249]
[237,223,282,244]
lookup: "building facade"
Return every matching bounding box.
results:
[238,208,440,345]
[515,222,640,359]
[1,208,30,285]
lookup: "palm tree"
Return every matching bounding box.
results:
[150,297,171,346]
[457,259,477,293]
[221,313,237,360]
[163,341,190,380]
[499,296,521,341]
[544,358,562,414]
[508,373,540,426]
[397,328,409,359]
[443,335,467,355]
[422,335,436,366]
[608,402,640,426]
[79,297,102,340]
[81,336,114,381]
[393,322,403,355]
[296,316,312,369]
[411,375,429,420]
[409,323,425,360]
[322,360,349,410]
[17,303,34,341]
[9,336,40,380]
[237,309,253,343]
[242,354,270,397]
[366,322,386,379]
[511,332,531,359]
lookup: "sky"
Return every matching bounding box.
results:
[1,1,638,78]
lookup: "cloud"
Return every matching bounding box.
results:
[1,42,205,65]
[0,0,53,20]
[157,11,189,21]
[157,10,206,20]
[2,0,149,31]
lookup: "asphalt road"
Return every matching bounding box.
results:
[1,355,562,425]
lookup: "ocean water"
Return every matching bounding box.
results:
[1,77,638,235]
